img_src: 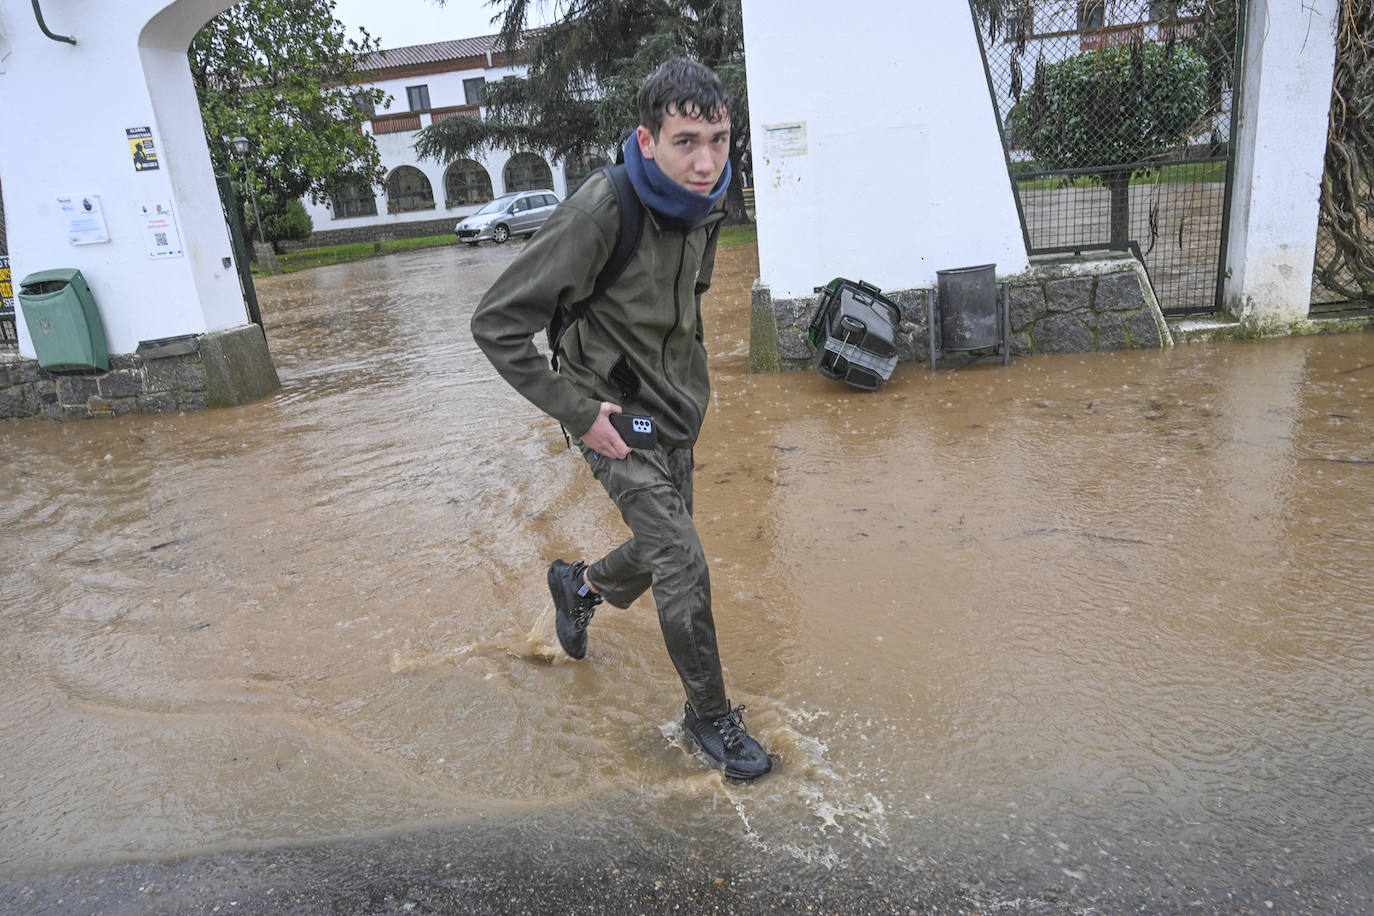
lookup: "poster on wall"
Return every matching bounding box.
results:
[0,256,13,311]
[762,121,808,159]
[140,200,184,259]
[58,194,112,245]
[127,126,160,172]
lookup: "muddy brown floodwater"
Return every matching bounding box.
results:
[1,241,1372,912]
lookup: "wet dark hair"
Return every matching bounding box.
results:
[637,58,730,138]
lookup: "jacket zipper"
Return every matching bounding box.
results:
[661,235,702,435]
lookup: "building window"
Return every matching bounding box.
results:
[1077,0,1105,31]
[503,152,553,193]
[406,84,431,112]
[563,152,610,191]
[444,159,494,206]
[350,91,375,118]
[463,77,486,106]
[331,183,377,219]
[386,166,435,213]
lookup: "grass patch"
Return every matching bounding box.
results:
[252,233,458,277]
[1146,160,1228,184]
[718,223,757,247]
[252,220,758,277]
[1015,160,1228,192]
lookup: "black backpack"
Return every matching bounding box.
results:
[545,162,643,371]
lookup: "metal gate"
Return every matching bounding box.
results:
[972,1,1244,315]
[216,174,263,327]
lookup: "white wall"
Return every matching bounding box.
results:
[741,0,1028,299]
[1223,0,1340,329]
[0,0,249,358]
[301,61,572,232]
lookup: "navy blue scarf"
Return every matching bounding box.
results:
[622,132,731,229]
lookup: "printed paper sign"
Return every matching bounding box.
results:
[0,256,12,310]
[59,194,111,245]
[762,121,808,158]
[140,200,185,259]
[127,126,160,172]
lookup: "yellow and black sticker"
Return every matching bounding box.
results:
[127,126,160,172]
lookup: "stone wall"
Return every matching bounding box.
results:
[280,215,457,252]
[0,324,280,421]
[750,253,1171,373]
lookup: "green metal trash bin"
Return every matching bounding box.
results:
[18,268,109,372]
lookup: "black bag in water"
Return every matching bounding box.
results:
[806,278,901,391]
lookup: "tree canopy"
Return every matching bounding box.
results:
[190,0,389,244]
[1018,42,1208,170]
[415,0,751,221]
[1015,40,1209,243]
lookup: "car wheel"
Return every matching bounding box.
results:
[492,224,510,244]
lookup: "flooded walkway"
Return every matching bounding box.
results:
[2,241,1371,912]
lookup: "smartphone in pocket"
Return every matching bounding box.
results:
[609,413,657,449]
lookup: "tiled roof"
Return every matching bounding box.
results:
[357,34,508,72]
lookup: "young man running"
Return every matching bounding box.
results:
[471,58,771,780]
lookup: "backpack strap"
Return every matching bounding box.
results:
[549,163,643,367]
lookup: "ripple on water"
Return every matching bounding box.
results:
[2,253,1373,898]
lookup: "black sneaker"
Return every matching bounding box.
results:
[682,702,773,780]
[547,559,602,660]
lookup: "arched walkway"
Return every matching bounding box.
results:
[444,159,493,207]
[503,153,553,194]
[331,182,378,218]
[387,166,435,214]
[564,152,610,191]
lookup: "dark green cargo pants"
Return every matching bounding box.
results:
[576,441,728,719]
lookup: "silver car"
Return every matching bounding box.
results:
[455,189,560,245]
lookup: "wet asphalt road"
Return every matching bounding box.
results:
[4,804,1371,915]
[5,240,1374,914]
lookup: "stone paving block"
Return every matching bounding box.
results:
[99,370,144,399]
[58,375,100,404]
[1095,272,1146,311]
[1045,277,1093,313]
[1096,312,1130,350]
[0,385,37,419]
[137,392,177,415]
[1009,283,1045,331]
[1034,313,1096,353]
[1124,308,1166,348]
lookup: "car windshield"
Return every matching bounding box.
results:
[474,196,518,216]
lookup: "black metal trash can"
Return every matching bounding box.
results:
[936,263,998,351]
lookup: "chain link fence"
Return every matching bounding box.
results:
[972,1,1240,315]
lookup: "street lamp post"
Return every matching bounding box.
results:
[229,135,267,246]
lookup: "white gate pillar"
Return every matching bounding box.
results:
[740,0,1027,300]
[1223,0,1340,331]
[0,0,279,416]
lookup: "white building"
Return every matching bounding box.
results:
[298,34,607,246]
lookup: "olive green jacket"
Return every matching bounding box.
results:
[471,171,725,449]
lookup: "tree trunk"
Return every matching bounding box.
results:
[1103,169,1132,246]
[723,151,751,225]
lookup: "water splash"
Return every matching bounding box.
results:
[656,701,891,868]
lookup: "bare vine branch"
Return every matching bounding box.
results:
[1316,0,1374,300]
